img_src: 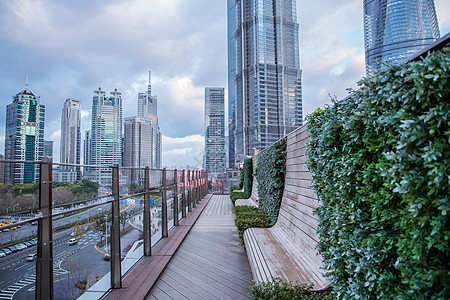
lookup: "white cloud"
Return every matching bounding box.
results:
[50,130,61,141]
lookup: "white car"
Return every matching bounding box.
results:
[68,238,78,246]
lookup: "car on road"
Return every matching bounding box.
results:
[30,239,37,245]
[0,251,6,258]
[102,254,110,261]
[16,243,26,250]
[68,238,78,246]
[24,241,33,247]
[1,248,12,255]
[7,246,18,253]
[26,253,37,261]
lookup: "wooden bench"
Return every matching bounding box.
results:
[235,156,259,207]
[243,124,330,291]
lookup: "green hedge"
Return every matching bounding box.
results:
[250,278,332,300]
[230,191,248,206]
[234,205,271,247]
[255,139,286,224]
[243,157,253,197]
[307,50,450,298]
[238,167,244,189]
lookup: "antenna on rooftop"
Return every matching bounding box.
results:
[25,74,29,88]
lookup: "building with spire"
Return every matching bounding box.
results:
[233,0,303,161]
[125,71,162,170]
[4,82,45,184]
[364,0,440,75]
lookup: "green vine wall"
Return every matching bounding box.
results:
[307,50,450,299]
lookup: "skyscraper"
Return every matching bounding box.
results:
[4,83,45,184]
[138,71,158,126]
[205,87,226,174]
[88,87,123,187]
[123,116,161,183]
[43,140,53,157]
[227,0,237,168]
[234,0,303,161]
[60,98,81,180]
[363,0,440,75]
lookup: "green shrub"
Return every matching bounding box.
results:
[238,167,244,189]
[250,278,333,300]
[230,186,241,192]
[307,50,450,299]
[255,139,286,224]
[230,191,249,206]
[243,157,253,197]
[234,205,271,247]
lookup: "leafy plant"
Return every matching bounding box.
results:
[255,139,286,224]
[243,157,253,197]
[234,205,271,247]
[250,278,333,300]
[307,50,450,299]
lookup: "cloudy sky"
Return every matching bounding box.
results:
[1,0,449,168]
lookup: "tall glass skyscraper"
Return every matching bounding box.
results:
[227,0,237,168]
[88,87,123,187]
[205,87,226,174]
[364,0,440,75]
[234,0,302,161]
[4,84,45,184]
[60,98,81,180]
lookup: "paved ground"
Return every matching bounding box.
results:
[146,195,252,300]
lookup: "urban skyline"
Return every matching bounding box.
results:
[0,1,449,168]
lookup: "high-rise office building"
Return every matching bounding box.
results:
[43,140,53,157]
[135,71,162,169]
[88,87,123,187]
[4,83,45,184]
[123,116,161,184]
[138,71,158,126]
[0,154,4,184]
[83,130,91,177]
[60,98,81,180]
[205,87,226,174]
[363,0,440,75]
[227,0,237,168]
[234,0,303,161]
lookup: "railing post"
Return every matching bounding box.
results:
[181,170,186,218]
[187,170,192,212]
[196,171,200,204]
[162,168,168,238]
[173,169,179,226]
[36,157,53,300]
[110,164,122,288]
[191,170,196,208]
[143,167,151,256]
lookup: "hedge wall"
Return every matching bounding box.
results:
[255,139,286,224]
[307,50,450,298]
[243,157,253,197]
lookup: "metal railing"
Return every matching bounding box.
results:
[0,157,208,299]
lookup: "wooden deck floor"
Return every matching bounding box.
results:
[146,195,253,300]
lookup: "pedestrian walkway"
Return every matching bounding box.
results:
[146,195,252,300]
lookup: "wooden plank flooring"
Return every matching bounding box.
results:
[146,195,253,300]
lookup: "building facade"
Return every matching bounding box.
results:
[137,71,158,126]
[123,117,161,184]
[88,87,123,187]
[363,0,440,75]
[4,84,45,184]
[227,0,237,168]
[60,98,81,180]
[205,87,226,174]
[43,140,53,157]
[234,0,303,161]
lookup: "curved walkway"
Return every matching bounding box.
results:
[146,195,252,300]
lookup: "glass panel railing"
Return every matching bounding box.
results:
[151,190,163,246]
[52,200,111,299]
[167,184,175,231]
